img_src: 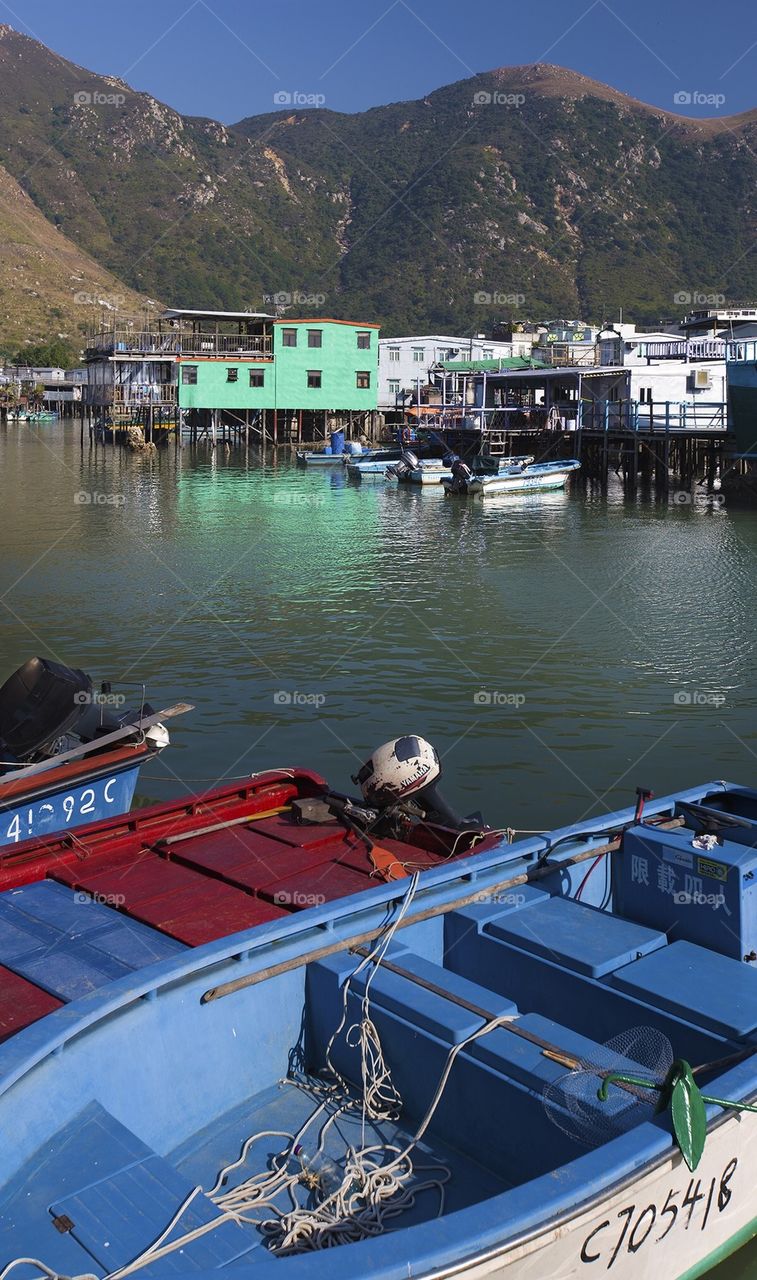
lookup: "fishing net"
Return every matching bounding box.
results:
[543,1026,674,1147]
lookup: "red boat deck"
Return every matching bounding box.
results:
[0,771,493,1041]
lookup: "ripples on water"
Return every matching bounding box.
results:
[1,423,756,833]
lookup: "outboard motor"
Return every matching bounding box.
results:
[0,656,168,769]
[449,457,473,493]
[352,735,481,833]
[400,449,420,471]
[0,658,92,761]
[386,458,412,480]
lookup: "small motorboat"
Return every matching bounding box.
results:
[444,458,582,498]
[346,449,409,478]
[296,450,349,466]
[386,450,456,485]
[1,767,757,1278]
[0,656,188,847]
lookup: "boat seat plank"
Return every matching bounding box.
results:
[1,881,183,965]
[52,854,210,906]
[246,813,351,848]
[129,892,287,946]
[0,882,186,999]
[0,965,62,1040]
[171,829,354,892]
[608,940,757,1040]
[484,896,667,978]
[9,941,133,1001]
[260,860,374,907]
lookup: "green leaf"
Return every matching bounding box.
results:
[669,1061,707,1171]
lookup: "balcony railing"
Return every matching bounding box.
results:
[85,331,273,359]
[633,338,725,361]
[84,384,177,406]
[727,339,757,363]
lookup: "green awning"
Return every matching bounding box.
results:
[438,356,549,372]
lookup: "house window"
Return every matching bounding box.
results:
[307,370,322,388]
[282,328,297,347]
[412,347,425,362]
[356,371,371,389]
[226,367,238,382]
[357,331,371,349]
[307,329,322,348]
[249,369,265,387]
[639,387,652,403]
[388,379,400,395]
[482,348,493,359]
[388,346,400,362]
[181,365,198,385]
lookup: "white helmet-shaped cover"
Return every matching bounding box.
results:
[355,735,440,807]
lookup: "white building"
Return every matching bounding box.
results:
[378,334,530,410]
[597,328,727,409]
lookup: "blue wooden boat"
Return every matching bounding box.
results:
[0,657,187,847]
[0,774,756,1278]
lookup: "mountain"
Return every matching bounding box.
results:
[0,23,755,335]
[0,156,155,353]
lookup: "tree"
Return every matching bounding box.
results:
[11,338,80,368]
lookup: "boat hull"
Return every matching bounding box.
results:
[0,750,148,847]
[445,1107,757,1279]
[401,465,454,485]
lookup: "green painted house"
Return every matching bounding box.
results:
[177,316,379,416]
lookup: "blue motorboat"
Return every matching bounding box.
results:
[0,657,187,847]
[0,772,756,1279]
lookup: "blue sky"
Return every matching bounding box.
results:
[5,0,756,122]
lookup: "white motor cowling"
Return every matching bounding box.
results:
[354,735,440,808]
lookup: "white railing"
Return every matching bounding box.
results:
[727,339,757,363]
[86,332,273,358]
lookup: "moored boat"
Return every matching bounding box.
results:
[444,458,582,497]
[0,771,756,1278]
[0,656,186,847]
